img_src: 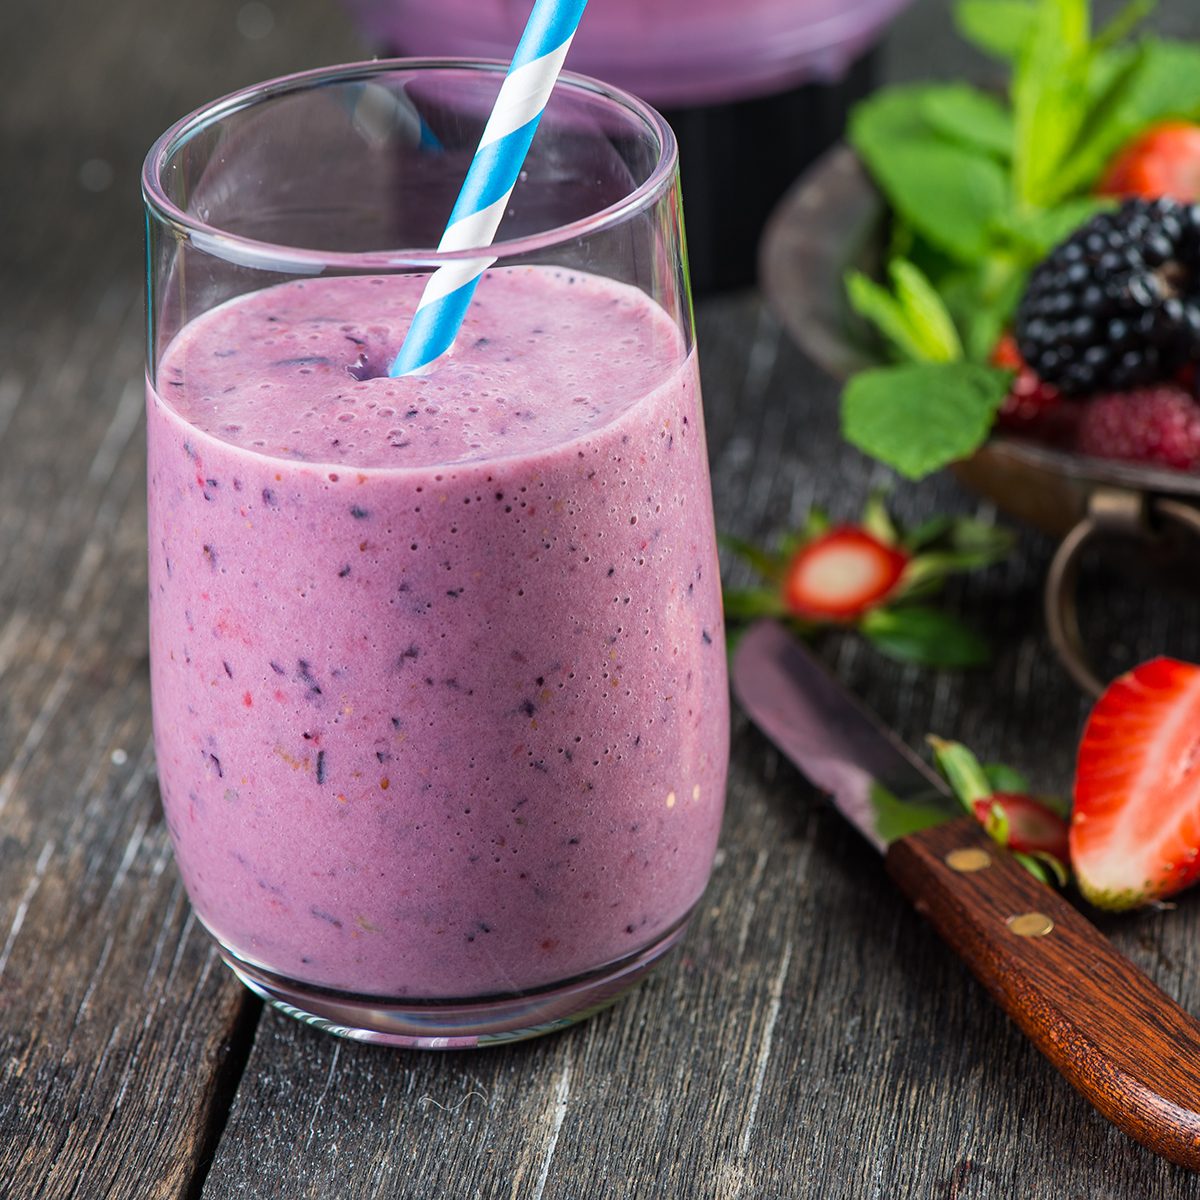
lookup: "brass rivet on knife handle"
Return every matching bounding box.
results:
[945,847,992,873]
[1006,911,1054,938]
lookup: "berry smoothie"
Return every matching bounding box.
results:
[147,266,728,1000]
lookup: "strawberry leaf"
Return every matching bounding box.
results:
[983,762,1032,793]
[859,607,990,667]
[841,362,1011,481]
[799,509,830,544]
[722,588,787,621]
[929,736,994,808]
[719,533,783,581]
[1013,850,1070,887]
[860,492,899,546]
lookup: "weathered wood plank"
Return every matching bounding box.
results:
[0,1,365,1196]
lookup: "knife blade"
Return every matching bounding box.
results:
[730,618,959,851]
[731,619,1200,1171]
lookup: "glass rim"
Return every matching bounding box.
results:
[141,57,679,272]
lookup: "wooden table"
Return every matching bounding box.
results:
[4,1,1200,1196]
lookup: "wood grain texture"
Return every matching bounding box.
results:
[0,0,362,1196]
[4,0,1200,1197]
[888,816,1200,1170]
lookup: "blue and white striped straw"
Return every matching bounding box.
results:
[388,0,590,378]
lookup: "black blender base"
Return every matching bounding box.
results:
[664,51,877,295]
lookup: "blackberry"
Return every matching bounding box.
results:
[1014,198,1200,396]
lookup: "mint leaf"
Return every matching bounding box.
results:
[841,362,1010,480]
[954,0,1036,60]
[921,85,1015,159]
[1011,0,1092,209]
[890,261,964,362]
[860,607,991,667]
[992,195,1116,258]
[851,88,1010,262]
[1056,39,1200,197]
[1093,0,1156,55]
[846,271,933,363]
[984,762,1032,793]
[847,260,964,364]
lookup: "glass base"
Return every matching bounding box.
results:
[218,909,695,1048]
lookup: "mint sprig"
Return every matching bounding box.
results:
[842,363,1011,481]
[839,0,1200,481]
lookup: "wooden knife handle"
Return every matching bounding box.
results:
[886,815,1200,1170]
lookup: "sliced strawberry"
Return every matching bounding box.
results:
[971,793,1069,862]
[1099,121,1200,202]
[1072,657,1200,910]
[782,527,908,622]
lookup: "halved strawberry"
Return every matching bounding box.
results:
[1072,657,1200,910]
[1098,121,1200,202]
[972,793,1069,862]
[782,527,908,622]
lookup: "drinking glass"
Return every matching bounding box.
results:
[143,60,729,1047]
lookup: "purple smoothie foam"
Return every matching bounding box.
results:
[147,266,728,999]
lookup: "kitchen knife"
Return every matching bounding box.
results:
[732,619,1200,1171]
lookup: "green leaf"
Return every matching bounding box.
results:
[868,781,957,844]
[1014,850,1070,887]
[899,519,1013,588]
[946,515,1016,558]
[921,85,1015,159]
[1011,0,1092,209]
[841,362,1011,480]
[984,762,1032,793]
[847,260,964,364]
[928,736,994,807]
[718,533,782,581]
[903,515,955,551]
[846,271,933,363]
[1093,0,1156,56]
[721,588,786,621]
[890,261,964,362]
[850,88,1011,262]
[859,607,991,668]
[992,195,1117,259]
[954,0,1036,60]
[938,257,1027,362]
[1056,39,1200,198]
[799,509,830,544]
[861,492,899,546]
